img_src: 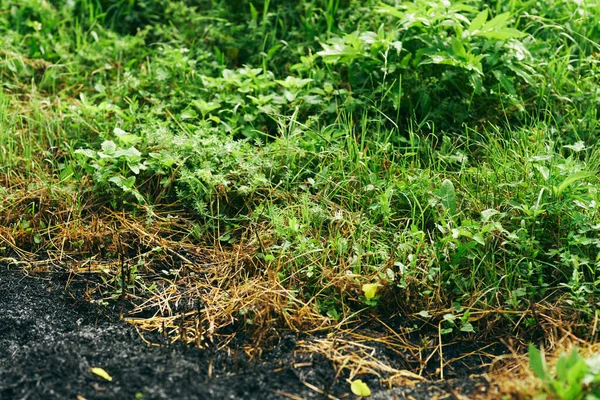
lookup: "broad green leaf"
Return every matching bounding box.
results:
[443,313,456,323]
[74,148,96,158]
[128,162,147,175]
[192,99,220,116]
[556,352,569,382]
[555,171,593,196]
[477,28,527,40]
[318,35,365,64]
[493,70,516,97]
[528,344,547,380]
[482,12,512,31]
[481,209,500,222]
[114,127,141,146]
[468,10,488,33]
[350,379,371,397]
[375,4,405,19]
[460,322,475,333]
[440,179,457,217]
[275,76,313,89]
[90,367,112,381]
[451,37,467,58]
[535,165,550,181]
[100,140,117,155]
[472,233,485,246]
[114,147,142,160]
[474,12,526,40]
[59,165,74,183]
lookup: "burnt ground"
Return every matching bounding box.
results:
[0,266,497,400]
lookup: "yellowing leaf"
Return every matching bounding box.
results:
[362,283,378,300]
[350,379,371,397]
[90,367,112,381]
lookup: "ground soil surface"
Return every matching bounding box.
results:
[0,266,497,399]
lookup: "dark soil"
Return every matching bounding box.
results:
[0,266,494,399]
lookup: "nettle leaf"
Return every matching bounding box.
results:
[451,37,468,59]
[114,147,142,160]
[563,141,586,152]
[468,9,488,34]
[460,322,475,333]
[100,140,117,156]
[318,35,366,64]
[114,127,141,146]
[128,162,147,175]
[275,76,313,89]
[109,175,135,189]
[75,148,97,158]
[481,208,500,222]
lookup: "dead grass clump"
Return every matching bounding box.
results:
[0,179,333,348]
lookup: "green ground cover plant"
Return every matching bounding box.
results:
[1,0,599,396]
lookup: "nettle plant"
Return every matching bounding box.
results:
[75,128,150,204]
[186,66,342,141]
[317,0,529,127]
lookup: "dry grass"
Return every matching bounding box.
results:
[0,179,332,349]
[2,177,598,400]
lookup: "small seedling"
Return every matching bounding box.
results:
[350,379,371,397]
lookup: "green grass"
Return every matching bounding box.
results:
[1,0,600,392]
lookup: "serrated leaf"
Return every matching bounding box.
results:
[350,379,371,397]
[114,147,142,160]
[451,37,467,58]
[481,209,499,222]
[468,10,488,33]
[482,12,511,30]
[563,141,586,152]
[474,12,526,40]
[477,28,527,40]
[443,313,456,323]
[100,140,117,155]
[90,367,112,381]
[74,149,97,158]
